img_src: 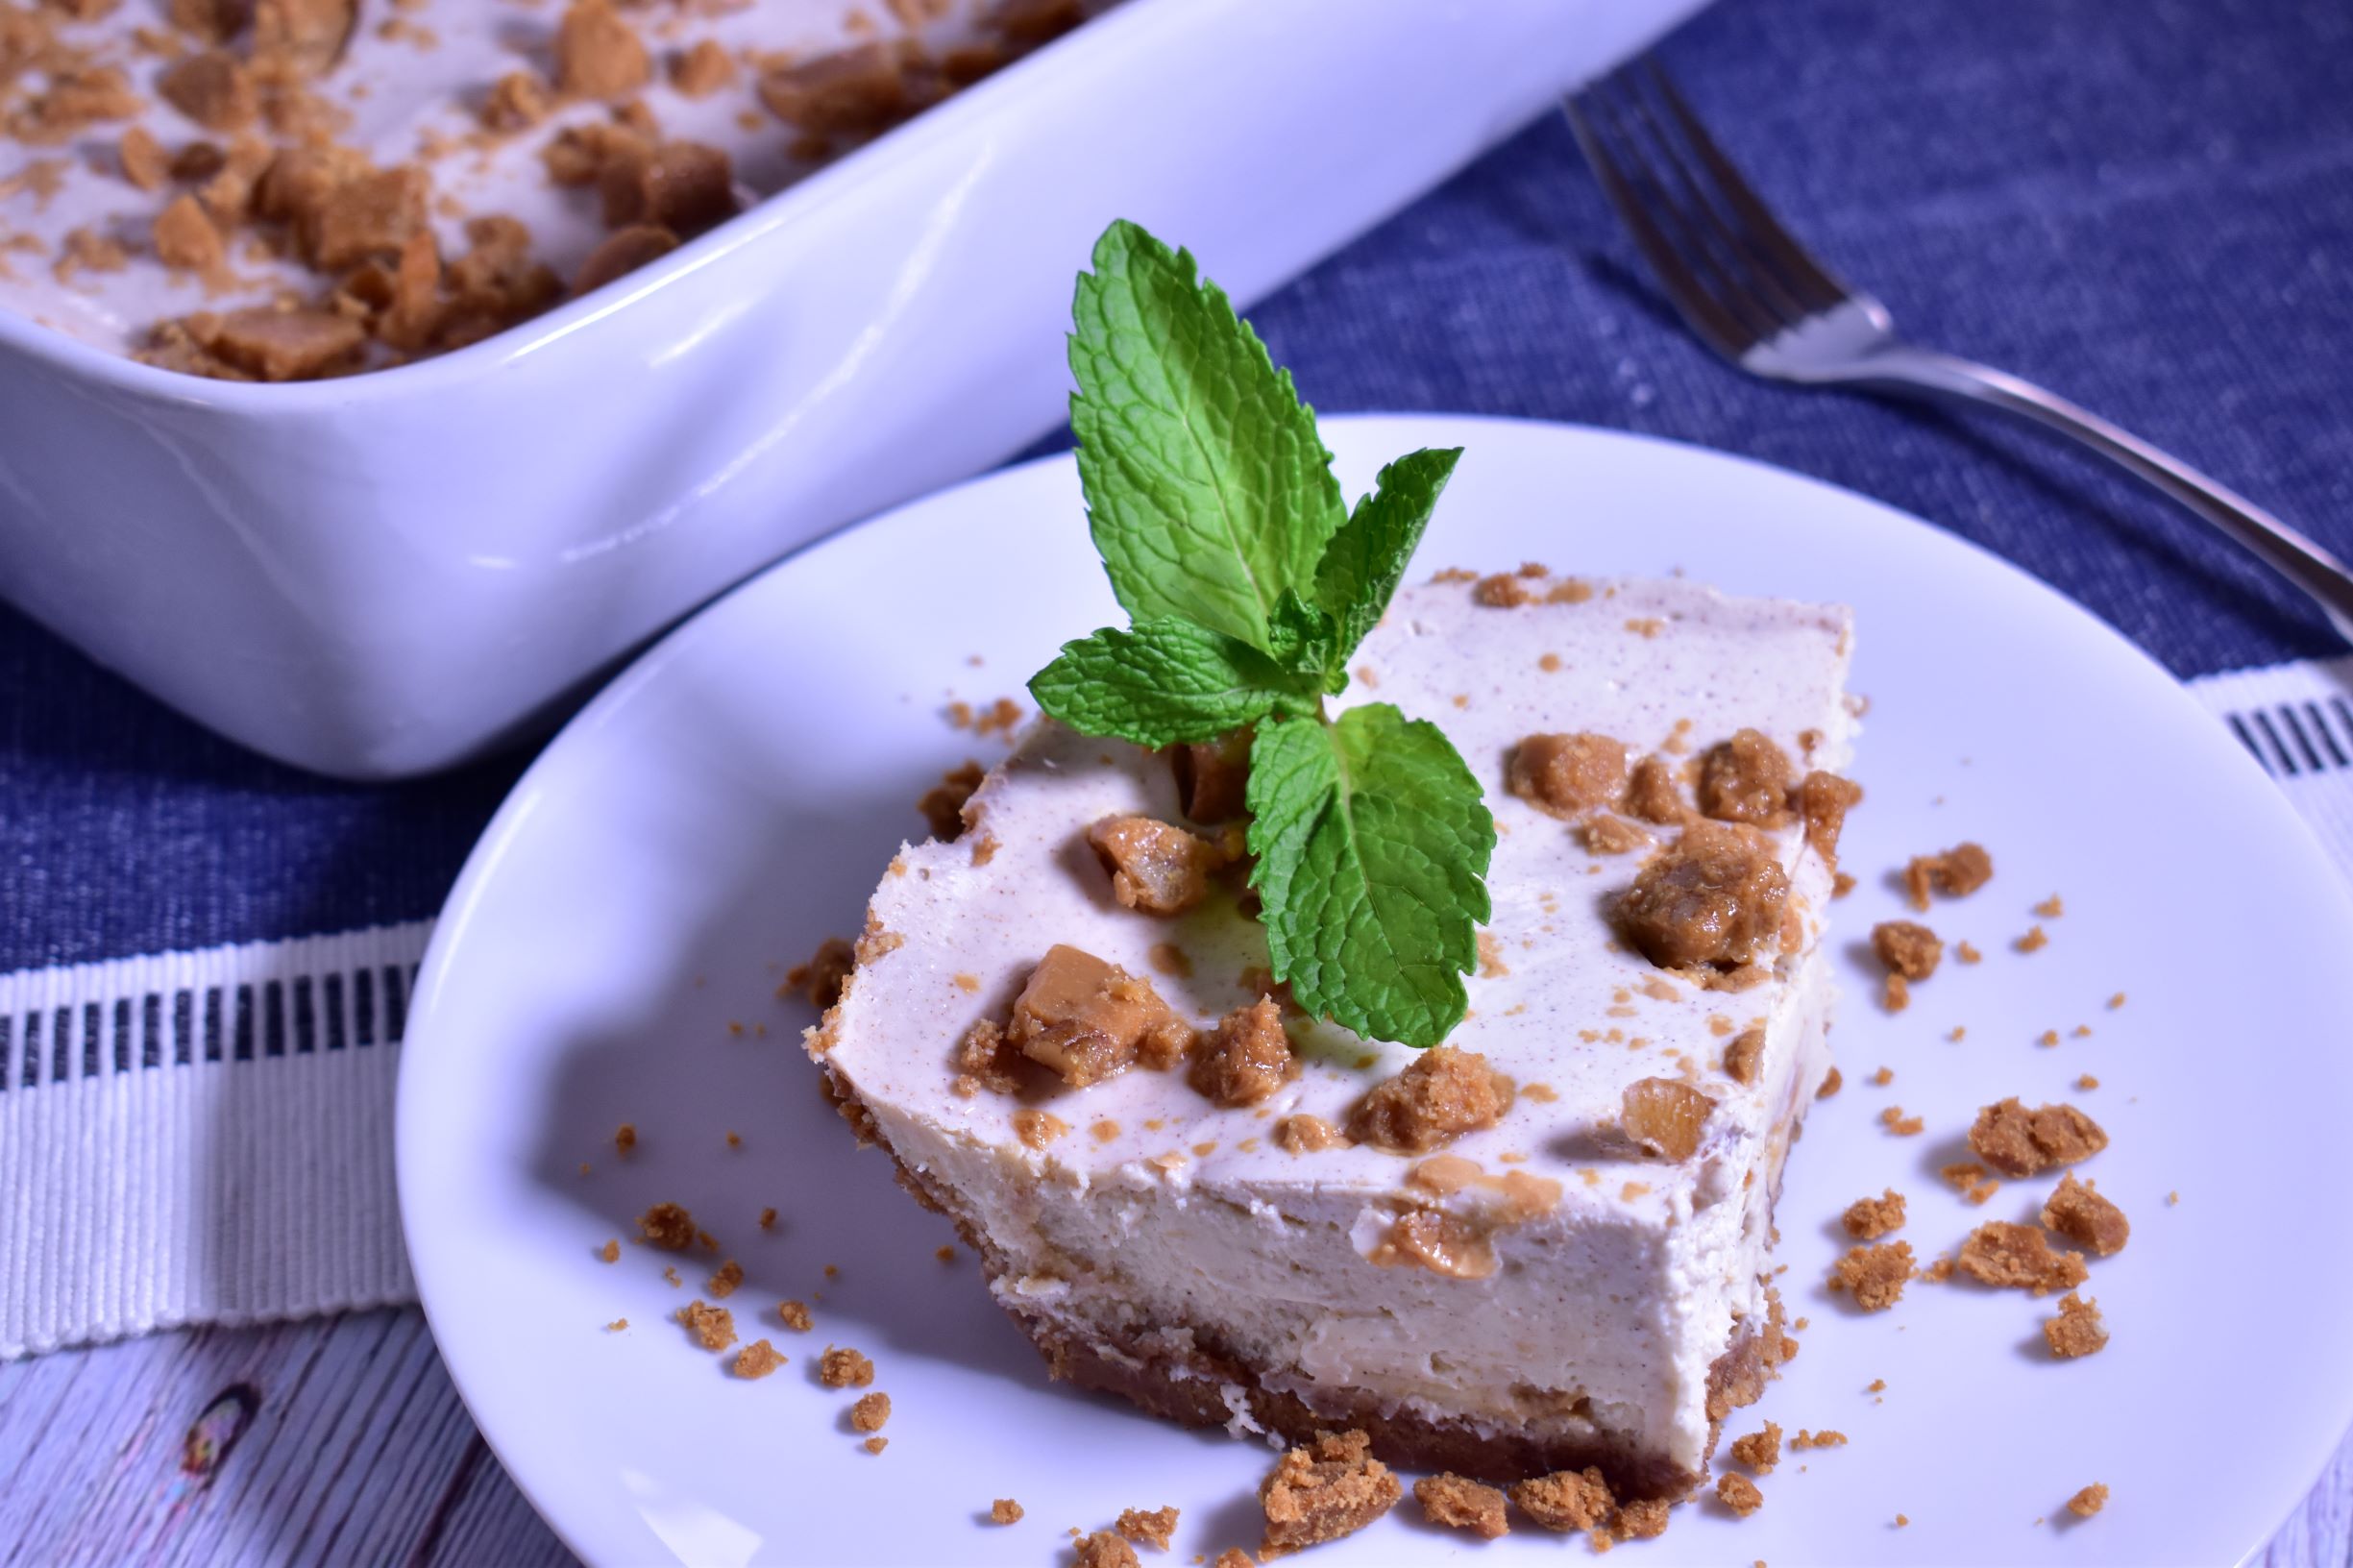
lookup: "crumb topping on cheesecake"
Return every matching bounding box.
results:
[1347,1047,1510,1153]
[1506,731,1629,819]
[1189,997,1296,1108]
[1616,821,1789,977]
[1696,728,1794,827]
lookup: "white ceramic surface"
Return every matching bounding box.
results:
[0,0,1706,781]
[399,415,2353,1567]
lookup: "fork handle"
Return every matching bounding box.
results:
[1856,347,2353,643]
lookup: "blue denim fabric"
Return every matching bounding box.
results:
[3,0,2349,972]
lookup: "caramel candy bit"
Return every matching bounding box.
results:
[1189,996,1293,1108]
[2068,1482,2110,1517]
[2045,1292,2107,1359]
[159,50,257,132]
[571,223,678,297]
[601,137,739,236]
[1258,1430,1400,1558]
[1721,1026,1764,1085]
[1274,1114,1345,1153]
[1728,1421,1782,1474]
[1509,1467,1614,1533]
[1623,754,1690,824]
[1007,944,1178,1088]
[254,0,357,76]
[1697,728,1793,825]
[1170,730,1251,822]
[1615,821,1790,971]
[1968,1097,2107,1178]
[1958,1221,2087,1294]
[188,306,364,380]
[152,194,224,274]
[1088,815,1225,916]
[1073,1533,1139,1568]
[2041,1173,2129,1257]
[1369,1208,1494,1279]
[758,42,912,137]
[1506,731,1628,819]
[1841,1188,1905,1240]
[1902,841,1994,910]
[556,0,651,99]
[1348,1046,1507,1153]
[818,1344,874,1387]
[1828,1240,1913,1311]
[919,760,984,840]
[1414,1474,1508,1539]
[1871,920,1942,980]
[480,69,553,132]
[1114,1506,1178,1550]
[1716,1473,1763,1517]
[1620,1076,1715,1161]
[119,127,170,191]
[310,166,427,269]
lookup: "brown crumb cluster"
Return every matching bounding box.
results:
[1721,1025,1765,1086]
[1621,1076,1716,1161]
[819,1344,874,1387]
[1073,1531,1140,1568]
[1348,1046,1508,1153]
[1507,731,1628,819]
[918,760,985,841]
[2041,1173,2130,1257]
[1114,1506,1179,1549]
[1903,842,1994,910]
[1871,919,1942,980]
[1798,770,1864,868]
[778,1299,813,1332]
[1615,820,1790,973]
[732,1338,783,1379]
[1257,1430,1401,1558]
[1189,997,1294,1108]
[849,1391,891,1432]
[1828,1240,1913,1311]
[637,1201,695,1251]
[1624,754,1691,824]
[1414,1474,1508,1538]
[677,1299,736,1351]
[1728,1421,1782,1473]
[1969,1097,2108,1178]
[1508,1467,1614,1532]
[2068,1482,2110,1518]
[1841,1188,1907,1240]
[2045,1292,2108,1358]
[1957,1221,2088,1295]
[1696,728,1793,826]
[1273,1114,1347,1154]
[1716,1472,1763,1516]
[989,1499,1023,1525]
[1088,814,1229,916]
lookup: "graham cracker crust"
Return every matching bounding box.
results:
[821,1057,1788,1504]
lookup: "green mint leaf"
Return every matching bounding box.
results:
[1068,220,1346,650]
[1246,704,1496,1046]
[1313,446,1463,667]
[1264,590,1344,692]
[1028,619,1315,747]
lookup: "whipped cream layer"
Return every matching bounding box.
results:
[824,570,1855,1477]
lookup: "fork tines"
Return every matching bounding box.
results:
[1565,64,1854,359]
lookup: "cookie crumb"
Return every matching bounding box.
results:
[733,1338,784,1379]
[1871,920,1942,980]
[677,1299,736,1351]
[1827,1241,1913,1311]
[1817,1066,1842,1098]
[1878,1106,1924,1137]
[819,1344,874,1387]
[1716,1474,1763,1517]
[1968,1097,2107,1177]
[707,1260,743,1298]
[1728,1421,1781,1474]
[604,1317,627,1331]
[779,1299,812,1332]
[2045,1292,2108,1358]
[1956,941,1982,965]
[1901,842,1993,910]
[850,1391,891,1432]
[1075,1532,1139,1568]
[1957,1221,2087,1294]
[597,1238,620,1263]
[615,1123,638,1156]
[2032,894,2065,919]
[1841,1189,1906,1240]
[784,937,855,1009]
[2067,1482,2108,1519]
[1258,1430,1401,1557]
[1115,1505,1180,1549]
[759,1207,778,1230]
[1413,1475,1507,1539]
[863,1436,889,1456]
[2040,1172,2129,1257]
[1349,1047,1508,1153]
[637,1202,695,1250]
[2016,924,2049,953]
[990,1499,1024,1525]
[1509,1467,1614,1532]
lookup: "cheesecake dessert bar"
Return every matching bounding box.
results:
[811,567,1858,1500]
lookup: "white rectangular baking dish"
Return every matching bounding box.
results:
[0,0,1707,779]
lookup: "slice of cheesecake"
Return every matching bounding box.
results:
[810,567,1857,1501]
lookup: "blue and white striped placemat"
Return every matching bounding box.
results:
[3,655,2349,1360]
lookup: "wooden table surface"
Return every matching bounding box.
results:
[3,1309,2345,1566]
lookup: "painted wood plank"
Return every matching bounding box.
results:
[0,1308,2342,1565]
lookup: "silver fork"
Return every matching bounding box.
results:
[1565,63,2353,643]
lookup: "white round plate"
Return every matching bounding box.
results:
[400,414,2353,1568]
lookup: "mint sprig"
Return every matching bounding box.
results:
[1030,220,1491,1047]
